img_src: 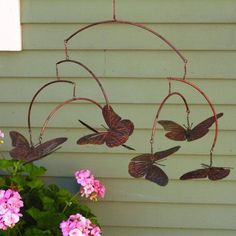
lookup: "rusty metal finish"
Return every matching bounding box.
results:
[64,19,187,80]
[56,59,110,105]
[158,113,223,142]
[39,97,102,140]
[128,146,181,186]
[9,131,67,163]
[77,104,134,149]
[27,80,76,145]
[168,77,221,167]
[180,165,230,181]
[78,119,134,151]
[150,92,190,154]
[12,0,228,181]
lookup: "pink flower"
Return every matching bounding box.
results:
[0,130,4,144]
[75,170,94,186]
[0,189,23,230]
[60,213,102,236]
[74,170,106,201]
[3,211,20,227]
[91,225,102,236]
[69,228,83,236]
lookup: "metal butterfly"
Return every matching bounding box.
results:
[9,131,67,163]
[158,113,223,142]
[180,164,230,181]
[77,105,134,149]
[128,146,181,186]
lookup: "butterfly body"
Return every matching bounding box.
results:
[128,146,180,186]
[77,105,134,149]
[9,131,67,163]
[180,165,230,181]
[158,113,223,142]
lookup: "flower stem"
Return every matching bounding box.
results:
[62,191,81,213]
[15,225,22,236]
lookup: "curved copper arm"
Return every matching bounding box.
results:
[169,77,219,166]
[150,92,190,154]
[64,19,188,80]
[39,97,102,140]
[113,0,116,20]
[27,80,76,145]
[56,59,110,105]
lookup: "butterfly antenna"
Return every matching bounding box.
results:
[155,160,166,166]
[79,120,99,133]
[201,163,210,168]
[122,144,135,151]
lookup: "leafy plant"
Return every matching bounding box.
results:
[0,159,101,236]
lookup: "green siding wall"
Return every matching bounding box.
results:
[1,0,236,235]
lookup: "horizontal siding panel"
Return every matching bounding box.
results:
[44,176,236,204]
[0,78,235,105]
[0,51,236,79]
[23,24,236,50]
[38,153,236,180]
[98,179,236,204]
[85,202,236,229]
[22,0,236,23]
[0,103,233,130]
[1,128,234,155]
[101,227,236,236]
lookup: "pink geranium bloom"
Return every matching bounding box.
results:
[0,130,4,144]
[69,228,83,236]
[0,130,4,138]
[0,189,23,230]
[74,170,106,201]
[75,170,94,186]
[91,225,102,236]
[60,213,102,236]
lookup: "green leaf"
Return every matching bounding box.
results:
[26,207,65,230]
[0,177,6,188]
[26,178,44,189]
[26,207,45,221]
[47,184,59,193]
[23,163,47,177]
[10,175,26,188]
[39,195,55,211]
[0,159,14,169]
[24,228,52,236]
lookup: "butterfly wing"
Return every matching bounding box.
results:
[103,105,134,134]
[106,131,129,148]
[9,131,31,161]
[115,119,134,136]
[102,105,121,128]
[77,132,108,145]
[79,119,135,150]
[10,131,30,148]
[27,137,67,163]
[153,146,181,161]
[208,167,230,180]
[102,105,134,147]
[188,113,223,141]
[145,165,169,186]
[158,120,186,141]
[128,154,152,178]
[180,168,208,180]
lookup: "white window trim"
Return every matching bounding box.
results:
[0,0,22,51]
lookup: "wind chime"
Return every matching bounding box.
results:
[9,0,230,186]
